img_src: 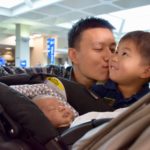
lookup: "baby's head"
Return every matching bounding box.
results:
[32,95,75,128]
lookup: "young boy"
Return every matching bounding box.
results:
[32,95,75,128]
[93,31,150,109]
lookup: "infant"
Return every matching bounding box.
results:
[32,95,75,128]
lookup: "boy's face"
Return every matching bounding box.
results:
[36,98,74,128]
[109,40,150,85]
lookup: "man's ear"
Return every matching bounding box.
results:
[141,66,150,78]
[68,48,78,64]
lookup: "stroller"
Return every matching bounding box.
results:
[0,73,112,150]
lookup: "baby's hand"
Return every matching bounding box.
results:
[35,96,75,128]
[45,103,74,128]
[56,105,75,127]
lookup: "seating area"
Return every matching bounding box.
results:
[0,65,68,77]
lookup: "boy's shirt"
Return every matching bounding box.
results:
[92,80,150,109]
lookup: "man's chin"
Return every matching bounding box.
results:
[97,77,109,83]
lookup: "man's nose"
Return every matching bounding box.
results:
[104,48,113,61]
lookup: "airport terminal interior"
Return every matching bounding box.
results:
[0,1,150,149]
[0,0,150,68]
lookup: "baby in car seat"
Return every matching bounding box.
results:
[32,95,75,128]
[10,82,78,128]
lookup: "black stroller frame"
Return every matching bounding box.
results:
[0,73,112,150]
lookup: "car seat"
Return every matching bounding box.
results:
[0,73,113,115]
[0,82,66,150]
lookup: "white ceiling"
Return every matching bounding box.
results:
[0,0,150,49]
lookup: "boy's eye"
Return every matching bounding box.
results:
[115,51,119,54]
[122,52,128,56]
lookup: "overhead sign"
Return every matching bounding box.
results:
[0,57,6,66]
[47,38,55,64]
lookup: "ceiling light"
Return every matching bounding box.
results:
[57,20,77,29]
[2,51,14,61]
[57,22,73,29]
[5,47,12,50]
[0,0,24,8]
[30,34,42,38]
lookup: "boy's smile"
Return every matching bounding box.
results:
[109,63,119,71]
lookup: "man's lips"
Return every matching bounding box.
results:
[102,64,109,68]
[109,64,119,70]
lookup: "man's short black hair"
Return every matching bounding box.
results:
[68,17,115,48]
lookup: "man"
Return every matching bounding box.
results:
[66,17,116,89]
[61,17,116,114]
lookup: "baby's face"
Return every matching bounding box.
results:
[36,97,74,127]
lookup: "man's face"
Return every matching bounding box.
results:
[70,28,116,82]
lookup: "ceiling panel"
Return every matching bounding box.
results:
[2,17,47,28]
[83,4,120,15]
[31,25,68,34]
[59,0,100,9]
[1,28,15,35]
[114,0,150,9]
[37,17,62,26]
[38,11,89,25]
[56,11,89,22]
[0,15,10,22]
[18,11,48,20]
[35,4,70,16]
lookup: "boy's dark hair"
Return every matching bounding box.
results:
[120,31,150,64]
[68,17,115,48]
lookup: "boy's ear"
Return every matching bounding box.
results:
[68,48,78,64]
[141,66,150,78]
